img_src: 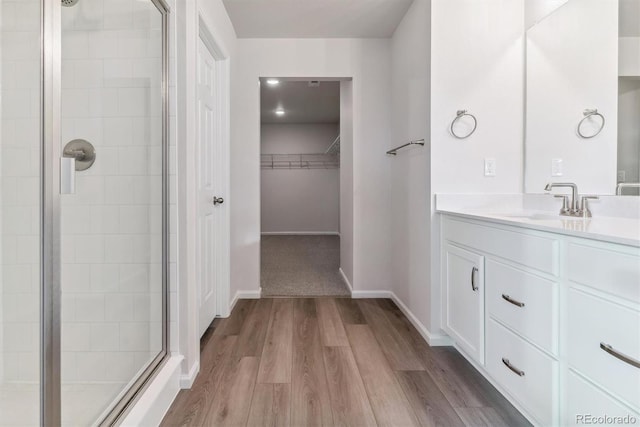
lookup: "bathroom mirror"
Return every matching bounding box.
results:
[525,0,639,195]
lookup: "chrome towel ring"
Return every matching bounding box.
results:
[577,109,605,139]
[450,110,477,139]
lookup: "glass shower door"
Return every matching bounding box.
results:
[0,0,42,425]
[59,0,167,424]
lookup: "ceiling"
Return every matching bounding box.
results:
[222,0,414,38]
[260,79,340,124]
[620,0,640,37]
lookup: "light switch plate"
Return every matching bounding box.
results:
[551,158,563,177]
[484,158,496,177]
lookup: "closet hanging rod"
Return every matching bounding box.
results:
[386,139,425,155]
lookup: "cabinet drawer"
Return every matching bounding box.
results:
[486,319,557,426]
[568,289,640,410]
[486,259,558,354]
[566,370,639,427]
[443,217,558,275]
[567,242,640,303]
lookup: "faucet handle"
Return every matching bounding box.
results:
[579,195,599,218]
[554,195,570,214]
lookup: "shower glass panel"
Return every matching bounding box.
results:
[60,0,165,425]
[0,1,42,425]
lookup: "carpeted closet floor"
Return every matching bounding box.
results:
[260,235,350,297]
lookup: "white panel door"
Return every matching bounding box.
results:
[197,39,218,337]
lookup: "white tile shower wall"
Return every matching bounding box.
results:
[1,0,42,384]
[60,0,166,385]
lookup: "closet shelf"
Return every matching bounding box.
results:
[261,153,340,169]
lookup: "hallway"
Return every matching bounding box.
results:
[161,298,530,426]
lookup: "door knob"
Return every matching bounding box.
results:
[213,196,224,206]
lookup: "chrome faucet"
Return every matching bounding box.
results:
[616,183,640,195]
[544,182,599,217]
[544,182,579,214]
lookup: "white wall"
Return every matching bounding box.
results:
[231,38,393,297]
[620,37,640,76]
[340,81,354,285]
[618,78,640,193]
[261,123,340,234]
[389,0,433,337]
[525,0,619,194]
[429,0,525,333]
[525,0,569,28]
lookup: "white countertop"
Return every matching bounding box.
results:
[435,194,640,248]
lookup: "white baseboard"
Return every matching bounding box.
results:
[120,355,183,427]
[229,289,262,313]
[388,292,453,347]
[338,268,353,294]
[261,231,340,236]
[352,290,452,347]
[179,360,199,389]
[351,290,394,299]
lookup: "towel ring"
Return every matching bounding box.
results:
[451,110,477,139]
[577,109,605,139]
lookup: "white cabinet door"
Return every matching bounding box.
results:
[443,243,485,364]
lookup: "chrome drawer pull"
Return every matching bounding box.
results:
[600,343,640,369]
[502,294,525,308]
[502,358,525,377]
[471,266,479,291]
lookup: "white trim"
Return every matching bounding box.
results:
[351,290,453,347]
[389,292,453,347]
[176,0,200,391]
[351,290,394,299]
[179,360,200,389]
[261,231,340,236]
[229,290,262,314]
[197,13,229,59]
[338,268,353,293]
[120,356,183,427]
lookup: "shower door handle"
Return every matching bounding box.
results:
[60,157,76,194]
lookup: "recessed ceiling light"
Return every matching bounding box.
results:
[275,109,285,116]
[266,79,280,86]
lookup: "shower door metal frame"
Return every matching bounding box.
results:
[42,0,62,425]
[40,0,171,425]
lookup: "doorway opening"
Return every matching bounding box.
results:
[259,78,350,297]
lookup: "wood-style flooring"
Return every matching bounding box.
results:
[161,298,531,427]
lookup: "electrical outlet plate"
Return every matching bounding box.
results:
[618,170,626,182]
[551,158,563,177]
[484,158,496,177]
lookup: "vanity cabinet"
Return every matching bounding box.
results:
[441,215,640,427]
[442,244,484,364]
